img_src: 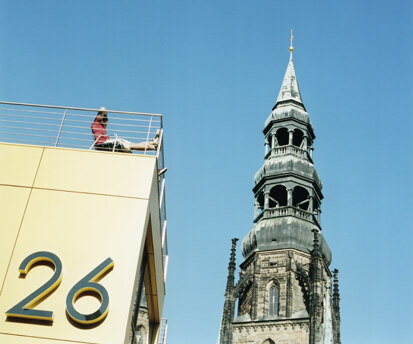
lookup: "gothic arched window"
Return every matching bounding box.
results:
[268,282,279,316]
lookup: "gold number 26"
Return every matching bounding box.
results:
[5,251,114,326]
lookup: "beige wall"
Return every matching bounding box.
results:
[0,143,165,344]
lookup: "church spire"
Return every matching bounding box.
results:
[219,238,238,344]
[332,269,342,344]
[274,30,304,109]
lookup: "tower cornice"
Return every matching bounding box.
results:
[253,169,324,199]
[263,116,315,140]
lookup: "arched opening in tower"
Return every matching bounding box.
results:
[293,186,310,210]
[269,185,287,208]
[292,129,304,147]
[275,127,288,146]
[257,192,264,214]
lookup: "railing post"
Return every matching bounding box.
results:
[144,116,153,155]
[55,109,68,147]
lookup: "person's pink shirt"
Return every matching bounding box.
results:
[91,120,109,144]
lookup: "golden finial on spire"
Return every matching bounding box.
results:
[289,28,294,52]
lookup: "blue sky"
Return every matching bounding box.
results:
[1,1,412,343]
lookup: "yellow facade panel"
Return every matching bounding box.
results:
[0,186,31,295]
[0,143,43,187]
[0,333,94,344]
[34,148,156,198]
[0,189,150,344]
[0,144,164,344]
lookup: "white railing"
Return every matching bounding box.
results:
[0,101,162,156]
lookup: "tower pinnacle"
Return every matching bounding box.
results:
[274,35,304,108]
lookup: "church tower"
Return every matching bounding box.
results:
[219,38,341,344]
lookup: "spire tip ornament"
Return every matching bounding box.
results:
[289,29,294,53]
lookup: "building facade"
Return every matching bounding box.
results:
[0,103,168,344]
[219,47,341,344]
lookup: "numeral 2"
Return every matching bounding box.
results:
[5,251,63,321]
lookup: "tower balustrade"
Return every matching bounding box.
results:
[254,205,316,224]
[265,144,312,162]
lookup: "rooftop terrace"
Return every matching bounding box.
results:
[0,100,168,282]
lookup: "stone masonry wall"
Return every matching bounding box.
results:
[232,319,309,344]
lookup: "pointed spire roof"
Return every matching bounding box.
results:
[274,32,304,110]
[275,53,304,107]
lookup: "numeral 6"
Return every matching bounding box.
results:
[66,258,114,325]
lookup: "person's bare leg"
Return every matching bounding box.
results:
[130,129,160,151]
[130,141,157,151]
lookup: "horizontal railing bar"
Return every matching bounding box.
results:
[0,125,59,133]
[0,124,155,139]
[0,119,61,128]
[0,138,55,145]
[52,136,93,142]
[54,132,153,142]
[0,138,161,152]
[69,112,161,123]
[0,111,161,125]
[99,127,154,135]
[0,133,56,140]
[111,136,151,141]
[59,143,159,151]
[0,107,67,116]
[59,124,153,134]
[65,122,157,132]
[0,113,64,121]
[0,101,163,117]
[0,131,57,139]
[61,118,160,127]
[52,142,89,148]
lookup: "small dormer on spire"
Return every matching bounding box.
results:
[274,30,304,109]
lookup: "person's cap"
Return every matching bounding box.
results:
[98,106,108,115]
